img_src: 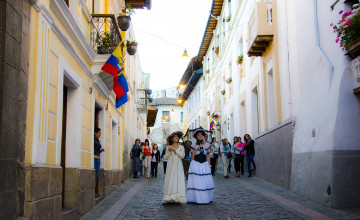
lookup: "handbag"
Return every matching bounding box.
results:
[141,153,146,160]
[227,152,232,158]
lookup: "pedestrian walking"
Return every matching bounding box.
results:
[234,136,245,177]
[228,137,237,174]
[220,138,231,178]
[161,145,168,175]
[213,137,220,173]
[139,142,144,176]
[151,143,160,178]
[94,128,105,197]
[131,138,142,178]
[244,134,256,177]
[209,139,219,176]
[143,139,152,178]
[187,128,214,204]
[182,140,192,179]
[162,131,186,204]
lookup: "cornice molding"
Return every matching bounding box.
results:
[94,77,111,99]
[52,22,94,78]
[50,0,96,63]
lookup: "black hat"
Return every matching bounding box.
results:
[193,127,206,138]
[167,131,184,145]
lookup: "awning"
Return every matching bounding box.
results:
[147,105,158,127]
[181,69,203,101]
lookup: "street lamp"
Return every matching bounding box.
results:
[216,122,221,141]
[216,123,221,130]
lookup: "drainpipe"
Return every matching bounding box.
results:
[313,0,334,88]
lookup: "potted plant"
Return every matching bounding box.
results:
[225,77,232,84]
[126,40,138,55]
[226,14,231,22]
[206,69,210,74]
[236,55,244,65]
[215,46,219,55]
[221,89,226,95]
[96,32,113,54]
[331,4,360,59]
[207,111,210,116]
[203,76,205,80]
[117,4,135,31]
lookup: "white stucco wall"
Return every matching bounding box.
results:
[287,0,360,153]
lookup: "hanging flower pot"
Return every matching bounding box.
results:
[221,89,226,95]
[117,16,131,31]
[117,4,135,31]
[126,40,138,55]
[236,55,244,65]
[207,111,210,116]
[225,77,232,84]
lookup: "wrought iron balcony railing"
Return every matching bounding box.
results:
[90,14,122,54]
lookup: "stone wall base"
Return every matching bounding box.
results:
[64,168,95,216]
[24,165,62,219]
[291,150,360,208]
[255,120,294,189]
[98,169,123,196]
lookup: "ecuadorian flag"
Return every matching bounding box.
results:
[210,118,215,130]
[101,43,129,108]
[147,128,150,135]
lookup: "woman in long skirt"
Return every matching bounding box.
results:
[162,131,186,204]
[187,128,215,204]
[131,138,142,178]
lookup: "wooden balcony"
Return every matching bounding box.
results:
[247,2,274,57]
[125,0,152,10]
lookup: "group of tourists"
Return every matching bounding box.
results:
[130,139,161,178]
[129,128,256,205]
[215,134,256,178]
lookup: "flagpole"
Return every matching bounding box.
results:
[89,72,102,94]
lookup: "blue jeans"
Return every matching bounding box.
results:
[94,158,101,185]
[246,154,256,176]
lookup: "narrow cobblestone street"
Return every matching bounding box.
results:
[82,162,358,220]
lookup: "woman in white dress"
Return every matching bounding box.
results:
[162,131,186,204]
[187,128,215,204]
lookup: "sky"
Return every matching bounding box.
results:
[131,0,213,91]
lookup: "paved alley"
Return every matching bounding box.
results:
[82,163,358,220]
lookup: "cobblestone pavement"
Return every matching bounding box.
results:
[82,162,359,220]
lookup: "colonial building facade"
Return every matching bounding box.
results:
[0,0,151,219]
[180,0,360,209]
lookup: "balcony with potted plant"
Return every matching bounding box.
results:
[247,2,274,57]
[90,14,121,54]
[331,3,360,94]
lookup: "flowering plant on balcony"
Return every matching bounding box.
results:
[207,111,210,116]
[236,55,244,65]
[205,69,210,74]
[226,14,231,22]
[203,76,205,80]
[126,40,138,55]
[225,77,232,84]
[121,4,135,16]
[215,46,219,55]
[221,89,226,95]
[331,3,360,51]
[126,40,138,47]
